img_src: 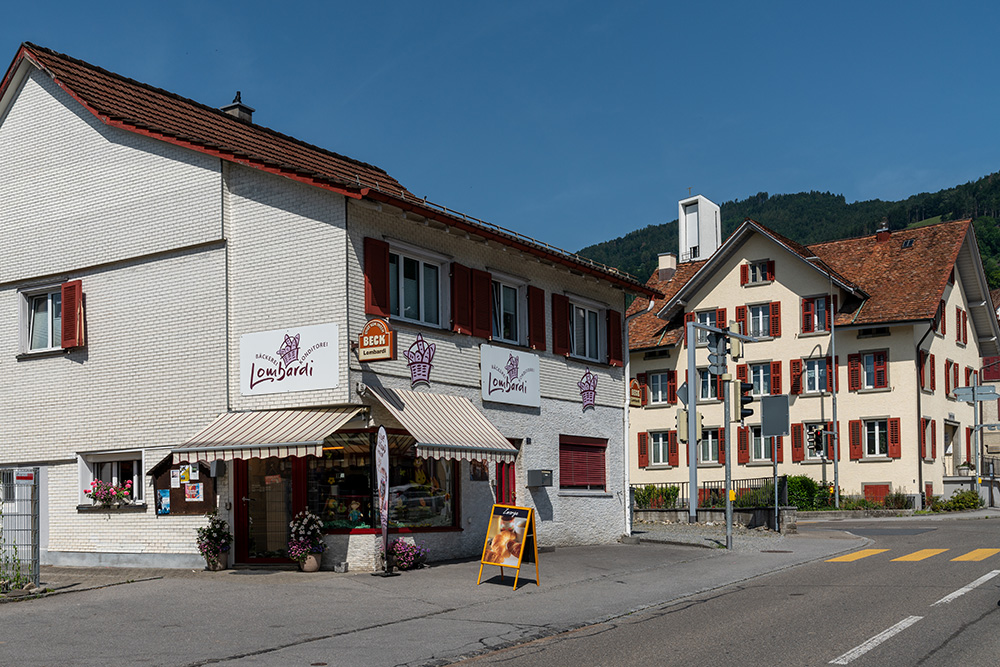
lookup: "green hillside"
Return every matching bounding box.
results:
[578,172,1000,288]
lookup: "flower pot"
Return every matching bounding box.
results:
[299,552,322,572]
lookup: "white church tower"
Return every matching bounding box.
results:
[678,194,721,262]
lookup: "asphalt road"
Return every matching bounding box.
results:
[449,516,1000,667]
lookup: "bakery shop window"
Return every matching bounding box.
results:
[558,434,607,491]
[306,431,457,531]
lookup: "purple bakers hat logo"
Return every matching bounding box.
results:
[578,368,598,410]
[488,352,534,397]
[404,333,436,386]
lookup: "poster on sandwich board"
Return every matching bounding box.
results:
[477,504,540,591]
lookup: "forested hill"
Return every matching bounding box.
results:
[578,171,1000,287]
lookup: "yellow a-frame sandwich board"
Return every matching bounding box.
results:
[476,504,539,591]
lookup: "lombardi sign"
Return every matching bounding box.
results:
[480,344,540,408]
[240,323,340,395]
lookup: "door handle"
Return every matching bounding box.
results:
[242,497,254,503]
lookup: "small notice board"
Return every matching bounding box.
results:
[477,504,539,591]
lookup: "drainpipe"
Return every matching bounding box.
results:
[915,320,936,508]
[623,297,656,536]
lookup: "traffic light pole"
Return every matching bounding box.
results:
[722,372,732,550]
[687,320,699,524]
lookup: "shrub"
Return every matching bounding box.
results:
[634,485,680,510]
[787,476,819,510]
[929,489,984,512]
[883,490,912,510]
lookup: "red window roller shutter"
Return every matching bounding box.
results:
[607,309,624,367]
[848,354,861,391]
[770,360,782,395]
[668,431,678,467]
[920,418,927,459]
[774,435,784,463]
[667,371,677,404]
[888,418,901,458]
[849,420,863,460]
[683,312,696,346]
[766,260,775,281]
[363,238,391,318]
[737,427,749,464]
[637,373,648,406]
[930,354,936,390]
[61,280,84,349]
[740,264,749,286]
[637,433,649,468]
[450,262,472,334]
[551,293,570,356]
[559,442,605,490]
[801,298,814,334]
[931,420,936,459]
[789,359,802,395]
[769,301,781,338]
[716,308,726,332]
[527,285,546,351]
[874,351,888,389]
[791,424,804,462]
[735,306,747,334]
[956,306,961,342]
[717,428,725,465]
[471,269,493,339]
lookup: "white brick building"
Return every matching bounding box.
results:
[0,44,654,569]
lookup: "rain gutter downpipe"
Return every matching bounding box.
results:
[915,319,937,509]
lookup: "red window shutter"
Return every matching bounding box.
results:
[791,424,804,462]
[801,298,814,334]
[919,350,926,389]
[668,431,678,467]
[735,305,747,334]
[737,363,748,382]
[450,262,472,334]
[637,373,648,406]
[716,308,726,331]
[471,269,493,339]
[963,310,968,344]
[956,306,962,342]
[953,362,959,395]
[925,483,933,500]
[940,300,946,335]
[847,354,861,391]
[825,296,833,331]
[930,354,936,390]
[931,420,937,459]
[789,359,802,395]
[637,432,649,468]
[667,371,677,404]
[945,360,952,395]
[986,357,1000,382]
[825,356,835,393]
[527,285,546,351]
[774,435,784,463]
[826,421,837,460]
[888,418,901,458]
[769,301,781,338]
[966,367,972,387]
[740,264,749,286]
[834,355,840,391]
[966,427,972,464]
[716,374,725,400]
[607,309,624,367]
[833,421,842,460]
[766,260,775,281]
[683,312,696,346]
[831,294,839,325]
[920,418,927,459]
[849,420,863,460]
[363,238,391,318]
[717,428,725,465]
[737,426,749,464]
[770,360,782,395]
[60,280,84,349]
[551,293,570,356]
[874,351,888,389]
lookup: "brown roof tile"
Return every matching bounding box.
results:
[628,261,703,350]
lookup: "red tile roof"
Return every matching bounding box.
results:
[630,219,973,349]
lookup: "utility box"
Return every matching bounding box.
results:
[526,469,553,487]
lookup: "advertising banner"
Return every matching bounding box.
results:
[240,323,340,396]
[480,344,540,407]
[376,426,390,567]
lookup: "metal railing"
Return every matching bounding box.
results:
[1,468,40,589]
[631,476,786,510]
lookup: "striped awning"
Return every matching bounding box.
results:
[172,406,364,463]
[368,386,518,463]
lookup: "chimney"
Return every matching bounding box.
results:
[220,91,254,122]
[657,252,677,282]
[876,220,891,243]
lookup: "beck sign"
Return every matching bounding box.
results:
[358,318,395,361]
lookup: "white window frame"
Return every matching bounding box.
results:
[865,419,889,458]
[751,362,771,397]
[649,372,671,404]
[78,450,145,504]
[699,368,719,400]
[699,429,719,464]
[20,284,63,353]
[750,425,773,462]
[748,304,769,338]
[696,310,716,345]
[566,293,606,363]
[386,240,450,329]
[748,260,770,284]
[806,295,829,333]
[650,432,670,466]
[803,358,827,394]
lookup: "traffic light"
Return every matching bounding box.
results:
[808,427,825,456]
[707,332,728,375]
[728,321,742,361]
[736,381,754,420]
[677,409,703,443]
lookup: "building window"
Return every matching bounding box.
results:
[650,432,670,465]
[649,372,672,404]
[803,358,827,394]
[748,304,770,338]
[79,451,144,504]
[696,310,717,345]
[25,289,62,351]
[801,296,830,333]
[863,352,888,389]
[389,251,441,326]
[750,426,773,461]
[858,327,890,338]
[748,261,772,284]
[751,363,771,396]
[559,435,607,491]
[699,429,720,464]
[700,369,719,400]
[491,280,520,344]
[570,304,600,361]
[865,419,888,457]
[1,469,13,502]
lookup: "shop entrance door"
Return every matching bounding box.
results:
[233,458,296,563]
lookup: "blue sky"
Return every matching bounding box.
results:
[4,2,998,252]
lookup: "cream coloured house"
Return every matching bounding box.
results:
[628,207,1000,506]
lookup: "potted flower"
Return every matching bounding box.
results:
[85,479,133,508]
[288,510,326,572]
[381,538,428,571]
[196,509,233,571]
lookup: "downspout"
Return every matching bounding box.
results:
[915,320,936,508]
[623,297,656,537]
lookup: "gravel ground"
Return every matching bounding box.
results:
[632,519,788,552]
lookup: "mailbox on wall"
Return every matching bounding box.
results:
[526,469,553,487]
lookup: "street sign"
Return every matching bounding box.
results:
[761,395,790,437]
[954,386,997,403]
[676,382,688,406]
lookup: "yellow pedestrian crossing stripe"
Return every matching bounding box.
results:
[892,549,948,562]
[828,548,1000,562]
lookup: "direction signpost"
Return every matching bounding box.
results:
[954,385,997,494]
